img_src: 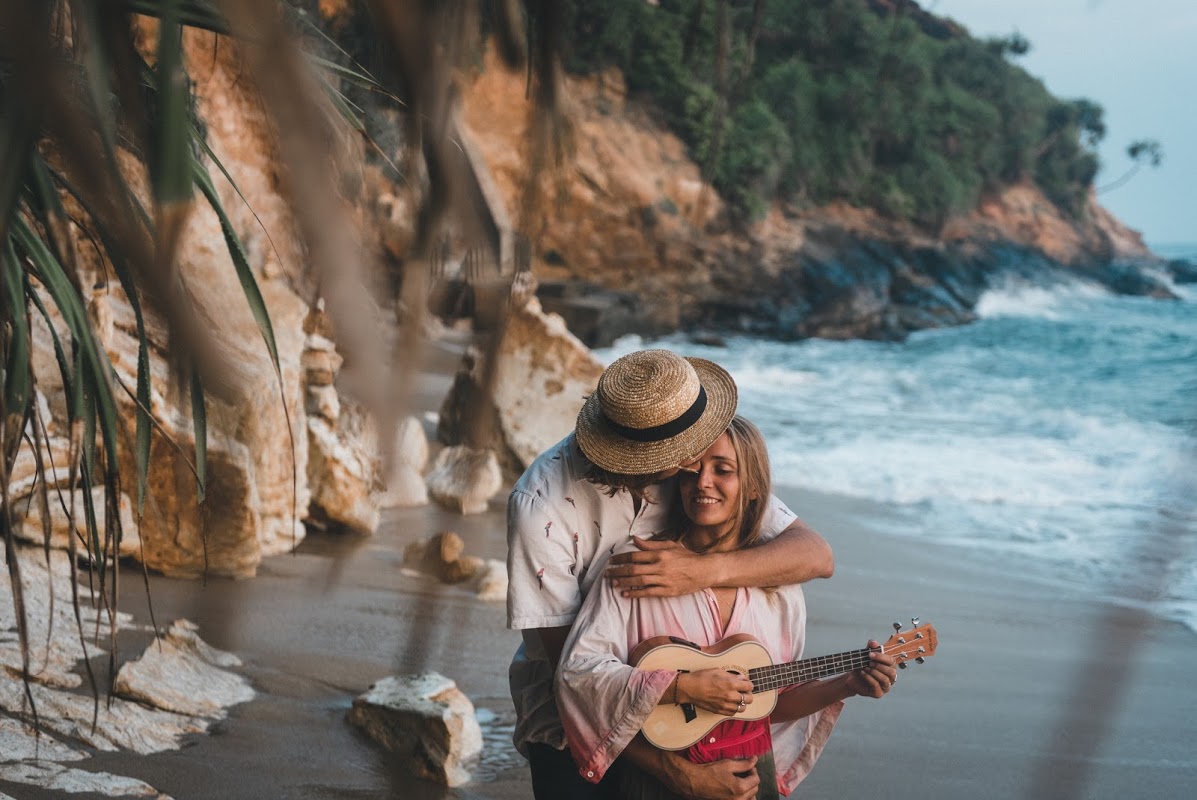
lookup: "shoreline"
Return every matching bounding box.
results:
[777,482,1197,639]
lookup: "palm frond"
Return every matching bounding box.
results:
[2,0,571,731]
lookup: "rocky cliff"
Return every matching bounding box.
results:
[459,49,1177,347]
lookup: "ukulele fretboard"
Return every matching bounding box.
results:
[747,647,877,692]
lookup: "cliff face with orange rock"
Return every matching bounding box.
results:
[459,51,1176,346]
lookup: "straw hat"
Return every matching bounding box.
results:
[576,349,737,475]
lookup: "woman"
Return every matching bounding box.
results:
[555,416,897,798]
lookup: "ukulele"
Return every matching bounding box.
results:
[632,620,938,750]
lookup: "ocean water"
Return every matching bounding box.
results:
[596,247,1197,636]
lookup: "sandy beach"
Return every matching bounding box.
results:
[5,344,1195,800]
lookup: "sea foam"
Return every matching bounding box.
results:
[596,281,1197,636]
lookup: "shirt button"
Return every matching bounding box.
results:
[586,771,594,778]
[709,737,716,743]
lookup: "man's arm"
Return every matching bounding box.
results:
[605,517,833,599]
[622,736,761,800]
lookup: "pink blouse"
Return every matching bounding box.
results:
[555,543,843,795]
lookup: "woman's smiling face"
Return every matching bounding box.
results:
[678,432,742,533]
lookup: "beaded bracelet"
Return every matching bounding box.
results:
[672,671,681,705]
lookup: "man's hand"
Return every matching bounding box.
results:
[605,537,713,598]
[662,752,761,800]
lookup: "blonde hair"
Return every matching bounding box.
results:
[670,415,772,552]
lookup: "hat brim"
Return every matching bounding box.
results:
[576,357,737,475]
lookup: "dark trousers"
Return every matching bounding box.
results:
[528,742,607,800]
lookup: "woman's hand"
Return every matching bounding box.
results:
[677,668,755,715]
[844,639,899,698]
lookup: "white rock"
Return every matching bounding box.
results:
[113,619,253,718]
[0,761,169,798]
[491,298,604,467]
[378,416,430,508]
[438,297,603,470]
[0,675,210,755]
[473,559,508,602]
[347,673,483,787]
[1,549,131,689]
[379,462,429,508]
[424,446,502,515]
[395,415,429,470]
[0,716,86,762]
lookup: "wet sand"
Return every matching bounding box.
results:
[9,348,1196,799]
[22,487,1193,800]
[78,499,533,800]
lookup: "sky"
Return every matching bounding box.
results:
[932,0,1196,247]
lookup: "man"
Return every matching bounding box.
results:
[508,349,834,799]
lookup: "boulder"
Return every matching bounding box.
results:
[307,414,382,534]
[25,28,314,579]
[394,415,430,471]
[0,760,166,798]
[113,620,254,718]
[404,532,488,586]
[438,296,603,472]
[127,422,289,579]
[7,429,72,496]
[14,488,141,560]
[1,548,246,758]
[536,279,662,348]
[425,446,502,515]
[381,463,430,508]
[0,676,210,755]
[1,549,130,690]
[473,558,508,602]
[379,416,430,508]
[347,673,483,787]
[1166,258,1197,284]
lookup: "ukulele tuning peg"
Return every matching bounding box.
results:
[911,616,920,627]
[915,657,925,665]
[898,661,908,670]
[893,622,903,632]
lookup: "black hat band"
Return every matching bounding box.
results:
[601,386,708,443]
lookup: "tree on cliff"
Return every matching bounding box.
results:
[1098,139,1164,194]
[1,0,564,715]
[552,0,1118,229]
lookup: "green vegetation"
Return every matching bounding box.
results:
[555,0,1108,227]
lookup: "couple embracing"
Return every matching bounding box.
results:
[507,349,899,799]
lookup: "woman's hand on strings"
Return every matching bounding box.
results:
[677,669,755,715]
[844,639,898,699]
